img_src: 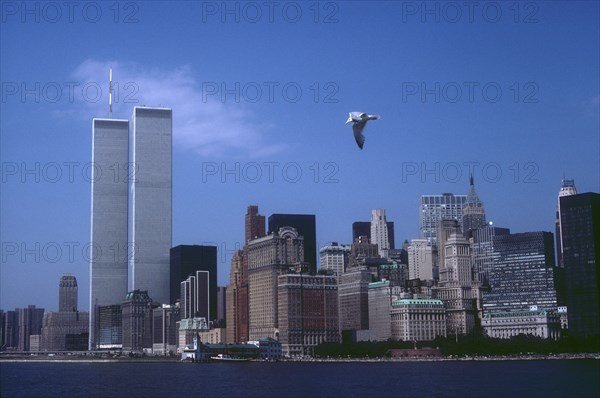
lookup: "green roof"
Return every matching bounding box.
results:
[369,280,390,288]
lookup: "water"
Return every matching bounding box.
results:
[1,360,599,398]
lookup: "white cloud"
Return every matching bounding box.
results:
[66,59,286,158]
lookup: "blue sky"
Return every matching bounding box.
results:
[1,1,598,311]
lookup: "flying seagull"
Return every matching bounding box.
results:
[345,112,380,149]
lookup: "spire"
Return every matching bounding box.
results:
[466,175,482,207]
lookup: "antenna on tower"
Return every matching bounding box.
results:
[109,66,113,118]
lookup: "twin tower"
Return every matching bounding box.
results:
[89,107,172,349]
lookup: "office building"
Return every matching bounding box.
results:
[434,233,481,336]
[89,118,129,350]
[407,239,435,281]
[391,299,446,342]
[130,106,173,306]
[268,214,316,273]
[555,179,578,268]
[319,242,351,279]
[483,232,558,314]
[560,192,600,338]
[96,305,122,349]
[179,270,210,321]
[371,209,390,258]
[17,305,44,351]
[462,176,486,238]
[122,290,155,353]
[59,274,78,312]
[216,286,227,327]
[482,309,561,340]
[170,245,217,320]
[367,280,393,341]
[419,193,467,246]
[338,267,374,333]
[471,225,510,285]
[226,250,243,343]
[352,221,395,251]
[152,304,180,355]
[247,226,305,341]
[277,273,339,357]
[41,275,88,351]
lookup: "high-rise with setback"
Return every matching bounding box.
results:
[89,117,129,350]
[130,106,173,305]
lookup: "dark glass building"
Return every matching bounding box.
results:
[560,193,600,338]
[170,245,217,321]
[268,214,317,273]
[483,232,558,314]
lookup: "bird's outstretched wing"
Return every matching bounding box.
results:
[352,122,366,149]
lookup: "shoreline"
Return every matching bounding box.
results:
[1,353,598,363]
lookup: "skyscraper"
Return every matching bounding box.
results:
[121,290,154,353]
[483,232,558,314]
[247,226,305,340]
[319,242,351,279]
[462,176,486,238]
[17,305,44,351]
[89,118,129,350]
[419,193,467,246]
[169,245,217,319]
[268,214,316,273]
[371,209,390,258]
[407,239,434,281]
[352,221,395,250]
[226,250,243,343]
[555,179,578,268]
[130,106,173,305]
[471,225,510,285]
[59,274,78,313]
[238,205,267,343]
[560,192,600,338]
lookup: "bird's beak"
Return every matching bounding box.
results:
[345,116,353,125]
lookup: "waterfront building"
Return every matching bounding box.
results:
[17,305,44,351]
[121,290,154,353]
[367,280,393,341]
[247,226,305,341]
[560,192,600,338]
[390,299,446,342]
[338,267,374,333]
[482,309,561,340]
[483,232,558,314]
[177,317,209,353]
[96,305,122,349]
[152,304,180,355]
[277,273,339,357]
[226,250,243,343]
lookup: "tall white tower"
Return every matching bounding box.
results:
[370,209,389,259]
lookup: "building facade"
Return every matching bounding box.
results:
[419,193,467,247]
[169,245,217,319]
[482,310,561,340]
[462,176,486,238]
[121,290,154,353]
[391,299,446,342]
[408,239,435,281]
[89,118,129,350]
[277,273,339,357]
[371,209,390,258]
[483,232,558,314]
[560,192,600,338]
[247,227,305,341]
[268,214,316,273]
[130,106,172,306]
[338,267,374,333]
[319,242,351,279]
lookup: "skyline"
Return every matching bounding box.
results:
[1,1,599,311]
